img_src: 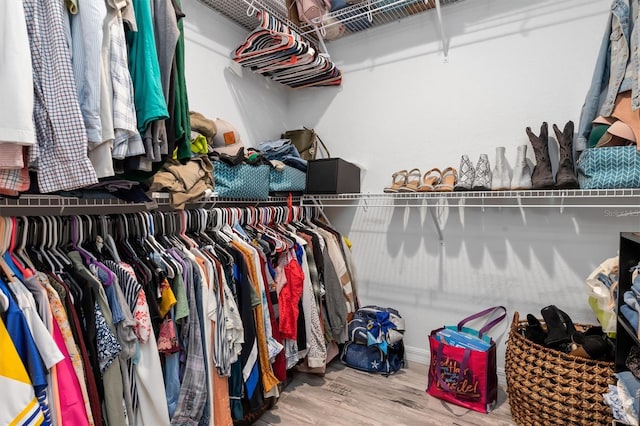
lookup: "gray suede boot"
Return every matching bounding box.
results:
[526,122,555,189]
[553,121,580,189]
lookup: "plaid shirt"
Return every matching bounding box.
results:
[23,0,98,193]
[111,15,144,160]
[170,251,208,425]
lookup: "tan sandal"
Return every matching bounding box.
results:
[418,168,442,192]
[384,170,408,193]
[435,167,457,192]
[399,168,421,192]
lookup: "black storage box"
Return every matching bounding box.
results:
[306,158,361,194]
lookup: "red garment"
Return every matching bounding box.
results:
[257,256,286,381]
[278,254,304,340]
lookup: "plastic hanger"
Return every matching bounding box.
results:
[7,217,30,277]
[101,216,121,262]
[15,217,36,272]
[47,216,72,271]
[71,215,114,286]
[0,218,18,281]
[34,216,58,273]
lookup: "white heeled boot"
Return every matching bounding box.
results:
[491,147,511,191]
[510,145,533,190]
[454,154,475,191]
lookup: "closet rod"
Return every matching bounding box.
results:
[0,194,303,217]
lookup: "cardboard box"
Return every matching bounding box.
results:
[306,158,361,194]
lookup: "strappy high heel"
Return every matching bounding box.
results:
[435,167,457,192]
[399,168,421,192]
[417,168,441,192]
[384,170,408,193]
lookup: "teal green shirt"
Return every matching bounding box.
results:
[126,0,169,133]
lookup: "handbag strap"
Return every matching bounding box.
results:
[303,126,331,158]
[434,340,471,392]
[456,306,507,339]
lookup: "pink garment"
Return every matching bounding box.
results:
[0,146,29,195]
[0,143,24,168]
[51,319,90,426]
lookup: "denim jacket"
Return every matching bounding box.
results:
[577,0,637,151]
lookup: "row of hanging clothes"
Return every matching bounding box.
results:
[233,7,342,88]
[2,0,191,195]
[0,204,359,425]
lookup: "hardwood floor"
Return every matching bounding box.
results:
[256,360,515,425]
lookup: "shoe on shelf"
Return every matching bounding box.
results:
[399,168,421,192]
[472,154,492,191]
[417,168,442,192]
[435,167,457,192]
[383,170,408,193]
[511,144,533,190]
[491,147,511,191]
[454,155,474,191]
[526,122,555,189]
[553,121,580,189]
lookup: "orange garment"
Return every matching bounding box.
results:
[231,241,279,393]
[212,326,233,426]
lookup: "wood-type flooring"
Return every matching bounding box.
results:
[256,360,515,425]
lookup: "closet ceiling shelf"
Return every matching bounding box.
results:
[302,0,462,38]
[197,0,312,39]
[302,189,640,209]
[198,0,461,42]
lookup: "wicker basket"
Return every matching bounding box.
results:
[505,312,615,426]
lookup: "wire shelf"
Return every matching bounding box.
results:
[197,0,460,42]
[310,0,461,37]
[301,189,640,209]
[196,0,287,32]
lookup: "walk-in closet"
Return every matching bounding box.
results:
[2,0,640,424]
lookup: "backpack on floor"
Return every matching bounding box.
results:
[341,305,406,375]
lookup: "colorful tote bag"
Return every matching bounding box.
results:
[426,306,507,413]
[576,146,640,189]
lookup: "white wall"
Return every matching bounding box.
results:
[185,0,638,380]
[285,0,636,376]
[182,0,291,146]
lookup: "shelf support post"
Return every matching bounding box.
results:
[433,0,449,60]
[428,202,444,243]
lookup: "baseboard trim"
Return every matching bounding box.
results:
[404,345,507,385]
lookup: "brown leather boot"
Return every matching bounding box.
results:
[526,122,555,189]
[553,121,580,189]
